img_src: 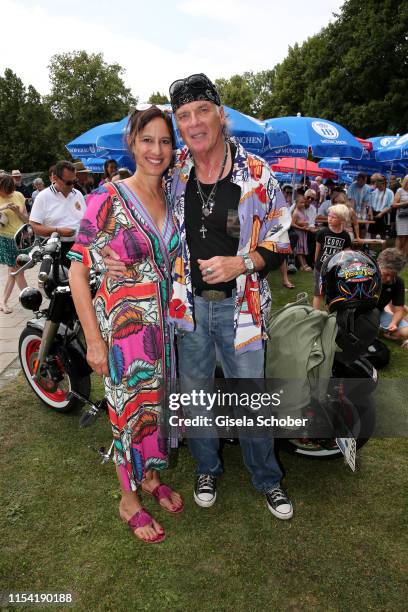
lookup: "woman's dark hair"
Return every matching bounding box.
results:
[0,174,16,195]
[116,168,132,180]
[126,106,175,159]
[103,159,118,179]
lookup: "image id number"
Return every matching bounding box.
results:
[1,592,74,605]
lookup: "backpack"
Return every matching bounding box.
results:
[265,294,338,418]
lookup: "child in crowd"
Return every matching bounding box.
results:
[292,194,312,271]
[313,204,352,309]
[331,191,359,240]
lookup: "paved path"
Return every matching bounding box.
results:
[0,266,41,387]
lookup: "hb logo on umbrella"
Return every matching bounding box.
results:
[312,121,339,140]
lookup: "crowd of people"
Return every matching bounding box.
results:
[0,74,407,545]
[276,172,408,293]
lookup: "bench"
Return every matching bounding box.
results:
[352,238,387,252]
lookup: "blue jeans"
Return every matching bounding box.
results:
[177,295,282,492]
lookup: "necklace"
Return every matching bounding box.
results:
[196,143,228,216]
[195,142,228,220]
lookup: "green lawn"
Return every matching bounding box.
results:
[0,266,407,611]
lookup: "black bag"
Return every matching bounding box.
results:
[398,207,408,218]
[361,338,390,369]
[335,308,380,364]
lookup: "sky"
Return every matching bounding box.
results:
[2,0,344,101]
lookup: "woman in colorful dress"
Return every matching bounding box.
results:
[68,106,183,544]
[0,174,29,313]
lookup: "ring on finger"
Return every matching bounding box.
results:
[206,267,213,275]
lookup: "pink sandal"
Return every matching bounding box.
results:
[143,483,184,514]
[121,507,166,543]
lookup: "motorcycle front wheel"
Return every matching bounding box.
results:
[19,327,91,413]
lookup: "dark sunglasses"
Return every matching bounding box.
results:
[169,73,213,98]
[58,177,75,186]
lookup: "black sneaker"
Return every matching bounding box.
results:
[194,474,217,508]
[265,485,293,520]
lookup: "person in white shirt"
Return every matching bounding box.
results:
[304,189,317,267]
[31,178,45,202]
[29,160,86,265]
[368,175,394,238]
[315,176,327,205]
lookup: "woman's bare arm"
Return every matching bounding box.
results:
[68,261,109,376]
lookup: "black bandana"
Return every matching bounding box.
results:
[169,73,221,112]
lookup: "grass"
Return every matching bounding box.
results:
[0,264,407,611]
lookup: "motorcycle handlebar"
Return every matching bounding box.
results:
[38,254,53,282]
[10,248,42,276]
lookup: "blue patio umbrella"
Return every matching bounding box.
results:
[66,122,117,157]
[375,133,408,163]
[94,108,187,151]
[223,106,290,154]
[82,155,135,173]
[82,157,106,172]
[367,135,398,155]
[264,115,364,160]
[318,156,407,176]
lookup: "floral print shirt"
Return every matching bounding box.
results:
[164,140,291,353]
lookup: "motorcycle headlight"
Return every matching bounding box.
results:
[19,287,43,311]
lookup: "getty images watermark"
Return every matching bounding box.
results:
[167,390,309,429]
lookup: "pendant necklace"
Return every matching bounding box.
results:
[196,142,228,239]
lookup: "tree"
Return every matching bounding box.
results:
[47,51,137,144]
[214,0,408,134]
[263,0,408,135]
[148,92,169,104]
[317,0,408,135]
[244,70,276,119]
[0,69,63,171]
[215,74,254,115]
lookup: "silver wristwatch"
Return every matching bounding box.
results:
[242,253,255,275]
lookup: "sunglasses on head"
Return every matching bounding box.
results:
[133,103,171,113]
[169,73,213,98]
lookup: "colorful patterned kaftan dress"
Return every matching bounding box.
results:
[68,182,180,491]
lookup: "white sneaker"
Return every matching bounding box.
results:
[194,474,217,508]
[265,485,293,520]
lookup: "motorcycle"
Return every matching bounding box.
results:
[12,224,99,415]
[279,354,378,459]
[278,303,380,460]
